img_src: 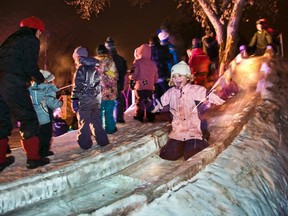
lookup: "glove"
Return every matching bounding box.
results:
[72,99,79,113]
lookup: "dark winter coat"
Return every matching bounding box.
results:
[0,27,44,84]
[110,49,127,91]
[151,42,172,80]
[0,27,44,140]
[71,57,102,110]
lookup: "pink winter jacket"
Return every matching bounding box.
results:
[131,44,158,90]
[155,83,225,141]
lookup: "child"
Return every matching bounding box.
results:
[71,46,110,149]
[149,61,225,161]
[129,43,158,122]
[95,44,118,134]
[29,70,63,158]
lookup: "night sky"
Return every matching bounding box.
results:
[0,0,179,67]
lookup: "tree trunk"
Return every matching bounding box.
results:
[221,0,246,72]
[198,0,247,75]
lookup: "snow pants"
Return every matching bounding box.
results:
[135,89,155,122]
[115,90,125,122]
[159,138,209,161]
[0,84,39,140]
[39,122,53,157]
[100,100,117,134]
[77,108,109,149]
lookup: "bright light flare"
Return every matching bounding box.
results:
[232,56,264,90]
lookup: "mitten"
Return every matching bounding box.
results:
[72,99,79,113]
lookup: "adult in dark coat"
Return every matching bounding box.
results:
[149,34,172,99]
[0,16,50,171]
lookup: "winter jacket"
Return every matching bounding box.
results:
[160,41,179,72]
[96,54,118,101]
[71,57,102,110]
[0,27,44,85]
[154,83,225,141]
[249,30,273,50]
[29,83,62,125]
[131,44,158,90]
[0,27,44,140]
[151,42,171,80]
[110,49,127,91]
[188,48,211,74]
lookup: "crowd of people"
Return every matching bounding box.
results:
[0,16,280,172]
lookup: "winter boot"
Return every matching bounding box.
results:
[21,136,50,169]
[26,157,50,169]
[0,138,15,172]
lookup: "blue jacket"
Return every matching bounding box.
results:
[29,83,62,125]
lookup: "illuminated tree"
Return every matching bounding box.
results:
[177,0,279,72]
[65,0,279,71]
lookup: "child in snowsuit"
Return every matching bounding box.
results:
[95,44,118,134]
[129,44,158,122]
[29,70,63,158]
[150,61,225,160]
[71,46,110,149]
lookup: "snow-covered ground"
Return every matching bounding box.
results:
[1,54,288,216]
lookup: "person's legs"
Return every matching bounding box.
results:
[100,101,105,127]
[0,95,15,171]
[116,91,125,123]
[0,95,13,139]
[90,108,110,147]
[143,90,155,122]
[0,82,49,169]
[159,139,185,160]
[39,122,53,157]
[0,138,15,172]
[183,139,209,160]
[77,110,93,150]
[134,90,144,122]
[104,100,117,134]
